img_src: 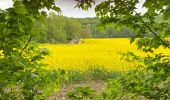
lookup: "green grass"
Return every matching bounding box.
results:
[65,67,122,84]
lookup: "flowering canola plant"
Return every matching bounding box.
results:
[40,38,169,71]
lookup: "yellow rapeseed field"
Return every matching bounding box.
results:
[41,38,169,71]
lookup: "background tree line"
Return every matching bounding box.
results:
[36,12,136,43]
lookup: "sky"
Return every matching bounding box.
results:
[0,0,146,18]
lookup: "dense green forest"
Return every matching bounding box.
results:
[36,12,135,43]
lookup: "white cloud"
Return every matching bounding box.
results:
[0,0,13,10]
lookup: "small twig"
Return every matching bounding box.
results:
[20,35,32,56]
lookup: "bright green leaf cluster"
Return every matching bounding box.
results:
[0,0,66,99]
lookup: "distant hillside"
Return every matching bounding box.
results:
[36,13,136,43]
[74,17,135,38]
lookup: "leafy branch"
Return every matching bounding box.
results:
[140,19,170,49]
[135,12,170,49]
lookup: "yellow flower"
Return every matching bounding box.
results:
[40,38,170,72]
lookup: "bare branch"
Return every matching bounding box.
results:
[20,35,32,56]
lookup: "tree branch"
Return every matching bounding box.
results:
[20,35,32,56]
[140,19,170,49]
[134,12,170,49]
[146,25,170,49]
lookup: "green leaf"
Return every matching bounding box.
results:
[19,24,24,32]
[52,6,61,12]
[0,23,5,30]
[164,29,170,37]
[23,16,35,29]
[15,5,28,14]
[130,37,135,44]
[39,15,46,22]
[147,7,155,16]
[26,16,36,24]
[163,8,170,20]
